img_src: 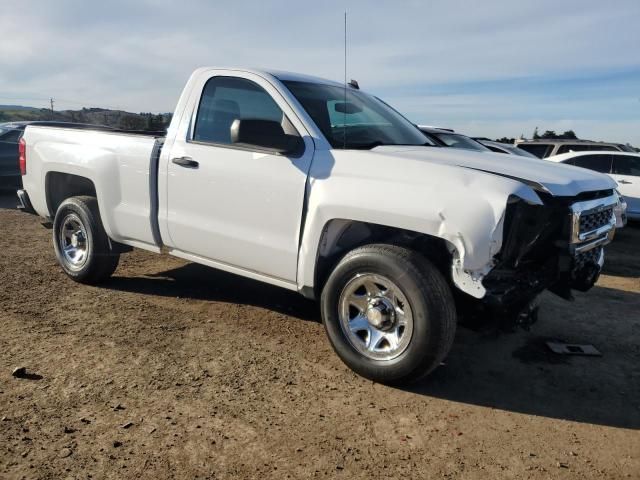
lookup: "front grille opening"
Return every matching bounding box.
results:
[574,247,601,269]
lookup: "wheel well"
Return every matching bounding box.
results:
[313,220,453,296]
[46,172,97,216]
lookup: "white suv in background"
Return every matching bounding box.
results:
[546,151,640,220]
[516,139,631,159]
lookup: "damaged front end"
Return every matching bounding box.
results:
[466,189,618,329]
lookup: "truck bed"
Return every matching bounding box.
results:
[21,125,164,252]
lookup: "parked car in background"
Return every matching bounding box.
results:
[0,123,26,187]
[516,138,628,159]
[1,121,114,188]
[546,151,640,220]
[418,126,491,152]
[475,139,539,158]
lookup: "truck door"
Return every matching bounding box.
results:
[164,72,314,285]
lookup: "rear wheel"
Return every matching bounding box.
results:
[321,244,456,384]
[53,196,119,284]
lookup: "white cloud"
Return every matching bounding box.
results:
[1,0,639,144]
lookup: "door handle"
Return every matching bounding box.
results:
[172,156,199,168]
[618,180,632,184]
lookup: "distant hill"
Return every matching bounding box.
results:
[0,106,172,132]
[0,105,41,111]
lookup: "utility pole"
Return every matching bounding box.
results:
[49,97,54,119]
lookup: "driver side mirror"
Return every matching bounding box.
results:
[230,119,302,155]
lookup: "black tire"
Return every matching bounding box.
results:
[52,196,119,284]
[321,244,456,384]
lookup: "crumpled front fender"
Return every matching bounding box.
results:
[297,150,543,298]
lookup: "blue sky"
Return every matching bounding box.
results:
[1,0,639,144]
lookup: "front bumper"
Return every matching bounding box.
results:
[16,189,36,214]
[483,192,618,306]
[564,194,618,292]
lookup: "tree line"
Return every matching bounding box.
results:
[0,107,172,132]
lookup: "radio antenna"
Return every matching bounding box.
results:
[343,10,347,150]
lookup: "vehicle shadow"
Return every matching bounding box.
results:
[106,263,321,323]
[107,261,639,429]
[403,284,640,430]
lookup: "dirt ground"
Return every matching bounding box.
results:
[0,191,638,480]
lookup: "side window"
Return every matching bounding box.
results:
[518,144,552,158]
[612,155,640,176]
[558,144,617,154]
[568,154,612,173]
[557,144,581,154]
[193,76,284,145]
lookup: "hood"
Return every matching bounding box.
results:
[370,146,617,197]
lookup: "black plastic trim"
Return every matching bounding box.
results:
[16,189,36,214]
[149,138,165,248]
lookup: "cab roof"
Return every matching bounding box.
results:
[196,67,349,89]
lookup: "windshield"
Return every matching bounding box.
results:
[283,81,433,149]
[430,132,490,152]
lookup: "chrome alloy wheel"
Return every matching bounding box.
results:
[58,213,89,270]
[338,273,414,361]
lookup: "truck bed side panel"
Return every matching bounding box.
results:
[22,127,159,249]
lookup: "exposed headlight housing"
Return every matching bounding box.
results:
[613,189,628,228]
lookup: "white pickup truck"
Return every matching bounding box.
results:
[18,67,619,383]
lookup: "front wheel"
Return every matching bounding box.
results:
[53,196,119,284]
[321,244,456,384]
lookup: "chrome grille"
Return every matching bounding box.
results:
[570,194,617,249]
[579,206,614,235]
